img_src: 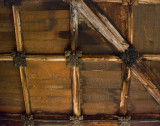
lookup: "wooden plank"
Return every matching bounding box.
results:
[26,61,72,114]
[76,0,160,104]
[133,4,160,54]
[70,0,81,117]
[120,5,133,116]
[12,6,31,115]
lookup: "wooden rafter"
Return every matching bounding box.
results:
[12,6,31,115]
[73,0,160,104]
[70,0,81,117]
[120,4,133,116]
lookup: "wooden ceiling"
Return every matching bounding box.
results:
[0,0,160,126]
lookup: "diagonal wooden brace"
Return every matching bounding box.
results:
[72,0,160,104]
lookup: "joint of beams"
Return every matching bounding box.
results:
[70,116,83,126]
[65,51,82,67]
[119,45,139,68]
[122,0,138,5]
[12,51,26,67]
[4,0,21,7]
[21,115,34,126]
[118,116,131,126]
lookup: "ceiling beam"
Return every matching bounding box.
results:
[0,54,160,62]
[12,5,31,115]
[74,0,160,104]
[70,0,81,117]
[120,4,133,116]
[0,113,160,122]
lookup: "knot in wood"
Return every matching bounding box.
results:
[4,0,21,7]
[12,51,26,67]
[65,51,82,67]
[119,44,139,68]
[70,116,83,126]
[118,116,131,126]
[21,115,34,126]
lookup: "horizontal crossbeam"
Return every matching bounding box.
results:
[0,54,160,62]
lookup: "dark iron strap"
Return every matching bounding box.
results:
[119,44,139,68]
[12,51,26,67]
[21,115,34,126]
[65,51,82,67]
[4,0,21,7]
[118,116,131,126]
[70,116,83,126]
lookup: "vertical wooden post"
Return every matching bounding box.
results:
[120,4,133,116]
[70,0,81,116]
[12,6,31,115]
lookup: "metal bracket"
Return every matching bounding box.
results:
[65,51,82,67]
[119,44,139,68]
[70,116,83,126]
[12,51,26,67]
[21,115,34,126]
[122,0,138,5]
[118,116,131,126]
[4,0,21,7]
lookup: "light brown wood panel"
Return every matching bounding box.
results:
[0,62,25,114]
[21,10,69,20]
[133,4,160,54]
[80,62,122,115]
[131,122,160,126]
[20,10,70,54]
[128,61,160,114]
[84,122,118,126]
[24,40,69,54]
[0,6,16,53]
[26,61,72,114]
[22,19,69,32]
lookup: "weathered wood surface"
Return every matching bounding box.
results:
[120,4,133,116]
[76,0,160,104]
[92,0,160,4]
[26,61,72,114]
[0,62,25,113]
[77,0,129,53]
[78,2,127,54]
[12,6,31,115]
[129,61,160,114]
[80,62,122,115]
[133,4,160,54]
[21,10,70,54]
[0,6,16,53]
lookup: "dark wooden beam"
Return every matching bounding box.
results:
[75,0,160,104]
[0,113,160,122]
[12,5,31,115]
